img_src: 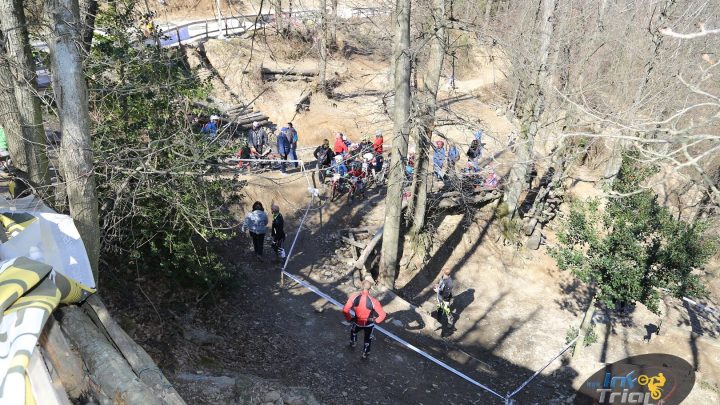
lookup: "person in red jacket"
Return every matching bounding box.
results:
[372,131,384,154]
[343,279,386,359]
[333,132,349,154]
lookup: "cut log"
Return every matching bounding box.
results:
[239,120,269,128]
[235,115,270,126]
[261,67,319,76]
[341,236,367,249]
[263,74,314,82]
[85,295,187,405]
[58,306,164,405]
[39,316,89,400]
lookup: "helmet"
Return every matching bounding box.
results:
[363,153,374,161]
[252,121,259,128]
[210,115,220,121]
[375,130,382,138]
[436,140,445,148]
[335,155,343,163]
[341,133,348,140]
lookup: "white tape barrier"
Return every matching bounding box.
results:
[505,336,578,399]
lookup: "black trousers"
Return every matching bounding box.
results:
[350,323,375,354]
[250,231,264,256]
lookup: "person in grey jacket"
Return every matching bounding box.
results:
[243,201,268,259]
[247,121,268,153]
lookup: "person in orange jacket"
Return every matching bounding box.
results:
[343,279,387,359]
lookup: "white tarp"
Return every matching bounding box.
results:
[0,196,95,289]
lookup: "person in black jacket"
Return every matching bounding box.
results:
[314,139,335,183]
[271,204,286,259]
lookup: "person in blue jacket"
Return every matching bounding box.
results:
[447,142,459,172]
[332,155,348,177]
[285,122,299,168]
[277,127,292,174]
[433,140,446,180]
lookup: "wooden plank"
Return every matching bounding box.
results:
[28,348,73,405]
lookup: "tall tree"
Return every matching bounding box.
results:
[46,0,100,279]
[78,0,98,52]
[0,30,30,175]
[602,0,675,186]
[503,0,557,217]
[380,0,411,288]
[410,0,446,234]
[318,0,328,94]
[0,0,50,190]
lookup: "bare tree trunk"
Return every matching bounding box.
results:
[329,0,338,48]
[46,0,101,280]
[411,0,446,234]
[78,0,98,53]
[503,0,557,217]
[484,0,493,27]
[0,31,30,174]
[0,0,50,191]
[603,0,674,186]
[318,0,328,94]
[380,0,411,289]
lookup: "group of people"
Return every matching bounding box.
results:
[313,131,385,194]
[429,130,486,180]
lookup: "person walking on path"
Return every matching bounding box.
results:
[277,126,292,174]
[270,204,286,259]
[243,201,268,260]
[314,139,335,183]
[343,279,387,359]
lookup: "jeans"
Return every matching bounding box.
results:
[289,148,298,168]
[249,231,265,256]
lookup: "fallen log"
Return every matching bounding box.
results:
[238,120,270,129]
[39,317,90,401]
[263,74,313,82]
[235,115,270,126]
[341,227,372,234]
[341,236,367,249]
[85,295,187,405]
[352,226,383,270]
[261,67,318,77]
[59,306,164,405]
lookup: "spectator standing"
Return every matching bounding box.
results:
[271,204,286,258]
[243,201,268,260]
[447,142,459,171]
[277,127,292,174]
[248,121,268,153]
[285,122,299,168]
[202,115,220,140]
[433,140,446,180]
[333,132,348,154]
[314,139,335,183]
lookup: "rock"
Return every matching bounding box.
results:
[526,230,542,250]
[264,391,282,402]
[524,217,538,236]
